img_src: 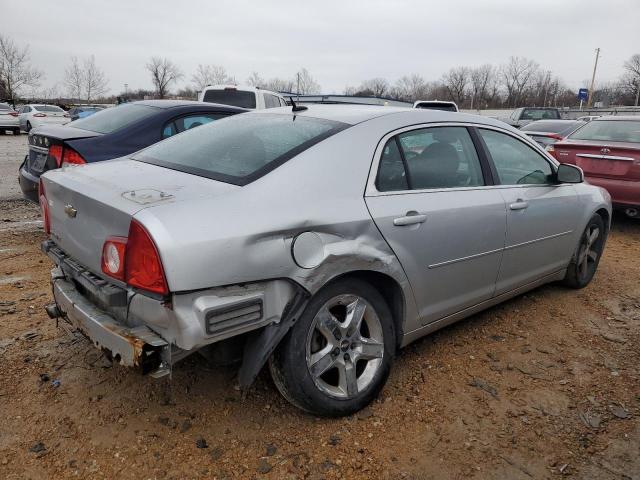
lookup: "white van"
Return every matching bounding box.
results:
[199,85,287,110]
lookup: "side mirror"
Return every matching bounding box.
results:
[556,163,584,183]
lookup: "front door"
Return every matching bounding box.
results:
[477,128,581,294]
[365,125,506,325]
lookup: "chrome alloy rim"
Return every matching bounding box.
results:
[577,224,601,280]
[305,294,384,399]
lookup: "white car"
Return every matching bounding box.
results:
[0,103,20,134]
[576,115,601,122]
[199,85,287,110]
[18,104,70,132]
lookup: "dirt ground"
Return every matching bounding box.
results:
[0,135,639,479]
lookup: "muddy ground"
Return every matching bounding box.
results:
[0,135,639,479]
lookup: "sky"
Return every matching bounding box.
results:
[2,0,639,96]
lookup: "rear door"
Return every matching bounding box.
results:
[477,127,580,294]
[365,124,506,325]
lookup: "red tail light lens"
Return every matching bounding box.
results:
[33,113,46,118]
[49,144,63,167]
[101,237,127,281]
[9,112,18,117]
[38,179,51,235]
[62,148,86,165]
[125,221,168,295]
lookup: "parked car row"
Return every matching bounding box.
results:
[24,98,614,416]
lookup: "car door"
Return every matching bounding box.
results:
[477,127,581,294]
[365,125,507,325]
[19,106,30,129]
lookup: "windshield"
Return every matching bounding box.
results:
[67,104,158,134]
[133,113,348,185]
[569,120,640,143]
[203,89,257,109]
[521,109,560,120]
[34,105,64,113]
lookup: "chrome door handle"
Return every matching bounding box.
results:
[509,200,529,210]
[393,211,427,226]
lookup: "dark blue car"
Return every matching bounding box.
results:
[19,100,247,203]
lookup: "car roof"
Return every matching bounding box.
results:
[132,100,209,109]
[595,115,640,121]
[251,104,510,128]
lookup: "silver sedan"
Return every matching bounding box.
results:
[40,105,611,415]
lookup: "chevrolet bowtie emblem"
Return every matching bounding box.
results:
[64,204,77,218]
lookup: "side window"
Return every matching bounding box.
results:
[479,129,553,185]
[397,126,484,190]
[162,122,177,139]
[264,94,280,109]
[376,139,408,192]
[164,114,225,138]
[279,97,287,107]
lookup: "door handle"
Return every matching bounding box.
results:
[393,211,427,226]
[509,200,529,210]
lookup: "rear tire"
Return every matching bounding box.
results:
[269,278,395,416]
[562,214,606,289]
[26,121,32,132]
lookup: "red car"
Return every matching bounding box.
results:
[549,116,640,218]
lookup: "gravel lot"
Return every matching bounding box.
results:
[0,136,638,479]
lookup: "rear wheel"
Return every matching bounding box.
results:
[269,279,395,416]
[26,121,32,132]
[562,214,606,288]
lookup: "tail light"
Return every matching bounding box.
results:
[9,112,18,117]
[547,133,563,140]
[546,144,556,156]
[49,144,63,167]
[100,220,169,295]
[33,113,46,118]
[38,179,51,235]
[62,148,86,165]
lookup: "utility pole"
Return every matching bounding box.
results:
[635,79,640,107]
[587,48,600,108]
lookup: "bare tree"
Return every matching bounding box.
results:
[393,74,428,101]
[83,55,108,102]
[191,64,233,90]
[469,64,495,109]
[0,34,43,105]
[246,71,264,87]
[146,57,183,99]
[295,68,320,94]
[623,54,640,105]
[442,67,470,106]
[63,56,84,101]
[264,77,295,93]
[500,56,539,107]
[358,78,390,97]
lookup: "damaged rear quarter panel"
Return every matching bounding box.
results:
[133,116,422,336]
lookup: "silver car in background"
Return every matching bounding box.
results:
[18,104,69,132]
[40,105,611,416]
[0,102,20,134]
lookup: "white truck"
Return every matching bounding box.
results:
[199,85,287,110]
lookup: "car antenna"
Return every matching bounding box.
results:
[289,96,307,112]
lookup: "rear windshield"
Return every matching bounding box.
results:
[415,102,457,112]
[34,105,64,113]
[203,89,257,109]
[569,120,640,143]
[522,121,584,135]
[133,113,348,185]
[67,104,158,134]
[521,109,560,120]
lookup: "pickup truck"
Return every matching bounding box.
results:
[499,107,561,128]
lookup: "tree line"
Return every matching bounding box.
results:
[1,33,639,108]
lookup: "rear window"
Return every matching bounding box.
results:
[414,102,457,112]
[521,109,560,120]
[522,121,585,135]
[569,120,640,143]
[203,89,257,109]
[33,105,64,113]
[67,104,158,134]
[133,113,348,185]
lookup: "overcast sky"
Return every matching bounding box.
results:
[3,0,639,96]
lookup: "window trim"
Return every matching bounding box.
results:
[365,122,561,197]
[475,126,559,187]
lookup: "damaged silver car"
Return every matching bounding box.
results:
[40,105,611,415]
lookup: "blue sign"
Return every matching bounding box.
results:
[578,88,589,101]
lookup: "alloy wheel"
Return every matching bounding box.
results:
[305,294,385,399]
[577,224,601,281]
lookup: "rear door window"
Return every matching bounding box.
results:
[479,129,554,185]
[202,89,257,109]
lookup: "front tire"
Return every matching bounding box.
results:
[269,278,395,416]
[562,214,606,288]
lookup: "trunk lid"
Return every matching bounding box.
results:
[26,126,101,176]
[42,159,239,278]
[553,139,640,180]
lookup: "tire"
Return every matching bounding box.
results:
[269,278,395,416]
[562,214,606,289]
[13,128,20,135]
[26,121,32,132]
[0,129,5,135]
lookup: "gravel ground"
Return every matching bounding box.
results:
[0,139,638,479]
[0,133,29,201]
